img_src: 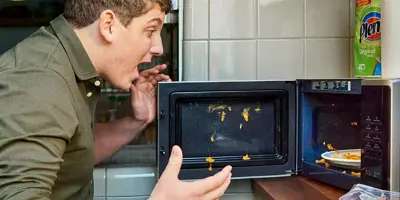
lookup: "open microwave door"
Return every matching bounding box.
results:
[156,81,298,180]
[298,79,364,190]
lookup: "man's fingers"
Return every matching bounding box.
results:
[140,64,167,77]
[192,165,232,194]
[154,64,167,71]
[145,75,155,82]
[140,68,159,77]
[203,173,232,200]
[160,145,183,181]
[148,74,171,87]
[154,74,170,82]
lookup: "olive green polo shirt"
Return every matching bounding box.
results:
[0,15,102,200]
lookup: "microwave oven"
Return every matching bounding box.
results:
[156,79,400,192]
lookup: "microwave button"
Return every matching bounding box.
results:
[371,135,381,141]
[371,121,382,126]
[372,130,381,135]
[365,137,375,143]
[373,143,381,149]
[372,135,381,141]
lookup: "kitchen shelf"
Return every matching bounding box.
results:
[0,17,53,27]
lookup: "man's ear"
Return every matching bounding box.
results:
[99,10,118,43]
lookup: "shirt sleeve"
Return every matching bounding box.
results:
[0,67,78,199]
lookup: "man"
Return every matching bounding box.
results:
[0,0,232,199]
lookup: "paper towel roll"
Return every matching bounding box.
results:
[381,0,400,78]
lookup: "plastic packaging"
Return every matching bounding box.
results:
[354,0,382,77]
[339,184,400,200]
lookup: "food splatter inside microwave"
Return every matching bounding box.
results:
[177,97,280,172]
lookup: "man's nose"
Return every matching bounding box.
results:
[150,37,163,56]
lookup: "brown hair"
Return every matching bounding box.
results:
[64,0,172,28]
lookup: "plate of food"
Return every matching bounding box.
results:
[321,149,361,170]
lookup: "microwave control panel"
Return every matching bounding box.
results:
[362,116,383,179]
[360,85,389,190]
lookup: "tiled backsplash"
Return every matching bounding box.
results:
[183,0,353,81]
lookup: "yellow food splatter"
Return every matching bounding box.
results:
[254,106,261,112]
[240,123,243,129]
[342,171,346,174]
[228,106,232,111]
[351,171,361,177]
[323,141,326,145]
[342,152,361,160]
[220,111,226,122]
[242,107,250,122]
[242,154,251,161]
[206,156,215,163]
[351,122,358,126]
[210,130,216,142]
[315,158,329,168]
[327,143,335,151]
[207,105,227,112]
[206,156,215,172]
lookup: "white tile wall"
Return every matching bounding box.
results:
[305,39,350,78]
[183,41,208,81]
[258,0,304,38]
[183,0,353,81]
[183,0,209,39]
[210,0,257,39]
[305,0,350,38]
[209,41,257,80]
[257,39,304,80]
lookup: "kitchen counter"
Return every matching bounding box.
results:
[252,176,347,200]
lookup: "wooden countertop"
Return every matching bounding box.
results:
[252,176,348,200]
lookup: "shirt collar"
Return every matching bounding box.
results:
[49,14,99,81]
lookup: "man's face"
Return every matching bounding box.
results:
[99,4,165,90]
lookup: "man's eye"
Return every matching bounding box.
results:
[147,30,156,37]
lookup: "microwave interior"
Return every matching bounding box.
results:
[300,88,363,189]
[300,80,390,190]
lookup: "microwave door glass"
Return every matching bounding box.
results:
[178,97,277,164]
[172,91,289,171]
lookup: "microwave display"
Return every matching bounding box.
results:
[172,90,289,170]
